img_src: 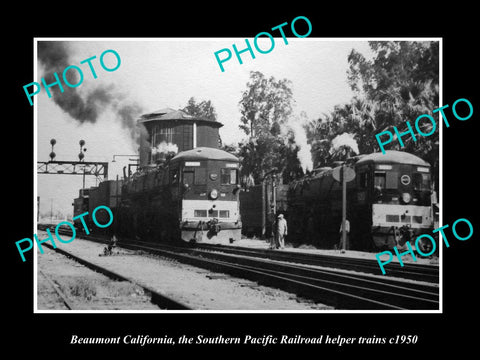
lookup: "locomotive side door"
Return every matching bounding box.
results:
[168,164,182,230]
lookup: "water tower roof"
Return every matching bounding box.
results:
[138,108,222,127]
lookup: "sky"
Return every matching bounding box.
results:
[36,38,374,218]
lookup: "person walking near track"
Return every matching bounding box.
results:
[273,214,288,249]
[339,218,350,251]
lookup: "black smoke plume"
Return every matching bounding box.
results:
[37,41,144,144]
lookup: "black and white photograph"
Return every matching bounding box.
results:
[33,38,440,312]
[6,6,478,355]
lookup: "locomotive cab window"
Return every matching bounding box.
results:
[375,170,398,189]
[194,168,207,185]
[221,168,238,185]
[374,172,386,189]
[183,167,207,186]
[386,171,398,189]
[358,172,368,188]
[183,170,194,186]
[413,173,430,191]
[169,168,179,184]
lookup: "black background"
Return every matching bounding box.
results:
[6,3,477,356]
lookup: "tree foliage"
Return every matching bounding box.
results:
[239,71,294,138]
[236,71,302,183]
[306,41,439,175]
[182,97,218,122]
[348,41,439,161]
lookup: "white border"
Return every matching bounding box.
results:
[33,37,442,314]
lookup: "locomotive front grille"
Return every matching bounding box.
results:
[194,209,230,218]
[413,215,423,223]
[183,199,239,222]
[385,214,423,223]
[374,204,432,229]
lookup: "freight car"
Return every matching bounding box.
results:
[239,181,288,237]
[72,188,90,230]
[72,180,123,235]
[287,150,435,251]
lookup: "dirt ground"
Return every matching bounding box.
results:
[37,246,161,310]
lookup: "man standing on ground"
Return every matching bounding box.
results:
[274,214,288,249]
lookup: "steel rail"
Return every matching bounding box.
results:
[119,242,439,310]
[38,268,76,310]
[41,242,191,310]
[37,224,439,283]
[37,226,439,310]
[130,239,438,292]
[193,242,439,283]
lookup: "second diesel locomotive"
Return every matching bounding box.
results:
[240,150,436,252]
[287,150,435,251]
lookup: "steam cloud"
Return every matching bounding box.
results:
[151,142,178,155]
[331,133,359,154]
[37,41,143,144]
[286,113,313,172]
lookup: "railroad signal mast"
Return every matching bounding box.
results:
[37,139,109,186]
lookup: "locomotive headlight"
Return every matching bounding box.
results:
[402,192,412,203]
[210,189,218,200]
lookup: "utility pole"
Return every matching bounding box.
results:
[272,175,277,216]
[333,164,355,253]
[341,165,347,253]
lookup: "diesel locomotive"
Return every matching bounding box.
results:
[241,150,436,252]
[288,150,435,251]
[115,147,242,243]
[72,108,242,244]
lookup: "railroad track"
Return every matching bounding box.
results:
[38,224,439,283]
[40,242,190,310]
[38,226,439,310]
[193,243,439,283]
[38,268,76,310]
[120,241,438,310]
